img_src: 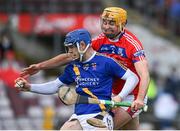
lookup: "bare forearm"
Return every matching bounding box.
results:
[38,53,73,69]
[135,60,150,100]
[137,71,150,100]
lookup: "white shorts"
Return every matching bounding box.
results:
[68,112,113,130]
[113,94,148,118]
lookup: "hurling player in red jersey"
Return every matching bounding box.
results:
[20,7,150,130]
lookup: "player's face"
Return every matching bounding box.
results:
[101,18,120,39]
[66,45,80,60]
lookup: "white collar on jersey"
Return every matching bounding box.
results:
[108,37,119,42]
[82,51,96,63]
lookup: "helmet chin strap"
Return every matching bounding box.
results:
[76,42,90,62]
[119,23,125,33]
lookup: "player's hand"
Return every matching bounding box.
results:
[111,95,122,109]
[14,77,31,91]
[112,95,122,103]
[20,64,40,78]
[131,98,144,111]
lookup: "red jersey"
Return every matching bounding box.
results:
[92,29,146,97]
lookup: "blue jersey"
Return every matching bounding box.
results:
[58,53,127,115]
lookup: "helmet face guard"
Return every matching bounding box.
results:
[64,35,77,54]
[64,29,91,61]
[101,7,127,38]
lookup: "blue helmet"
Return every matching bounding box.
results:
[64,29,91,46]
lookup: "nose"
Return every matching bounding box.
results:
[67,47,72,53]
[68,50,72,54]
[103,23,111,30]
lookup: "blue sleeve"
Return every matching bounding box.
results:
[106,58,127,78]
[58,65,75,84]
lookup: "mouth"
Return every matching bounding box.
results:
[103,29,114,34]
[69,54,79,60]
[103,30,117,39]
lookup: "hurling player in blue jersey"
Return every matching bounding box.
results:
[15,29,139,130]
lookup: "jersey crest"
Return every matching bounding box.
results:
[98,44,127,58]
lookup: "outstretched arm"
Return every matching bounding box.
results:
[15,77,64,94]
[20,53,73,77]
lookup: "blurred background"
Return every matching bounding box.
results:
[0,0,179,130]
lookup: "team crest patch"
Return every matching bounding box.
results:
[134,50,145,57]
[99,44,127,58]
[83,64,89,70]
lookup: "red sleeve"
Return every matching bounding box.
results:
[124,30,146,63]
[91,33,104,51]
[130,39,145,63]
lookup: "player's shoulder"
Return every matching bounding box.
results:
[92,33,106,41]
[96,53,116,62]
[123,29,143,48]
[96,53,127,69]
[66,60,79,68]
[124,29,138,38]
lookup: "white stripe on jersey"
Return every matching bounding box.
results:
[124,33,144,60]
[124,33,141,50]
[124,33,142,50]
